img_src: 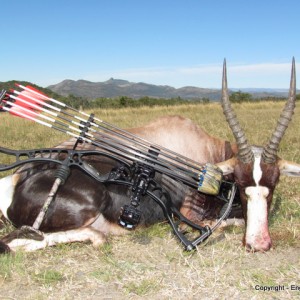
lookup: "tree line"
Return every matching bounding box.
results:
[61,95,210,109]
[229,90,300,103]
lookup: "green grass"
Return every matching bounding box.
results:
[124,278,159,296]
[33,269,65,285]
[0,102,299,299]
[0,251,25,279]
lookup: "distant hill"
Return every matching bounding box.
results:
[47,78,222,101]
[47,78,292,101]
[1,79,293,102]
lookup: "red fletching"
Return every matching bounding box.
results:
[1,97,36,120]
[11,84,46,112]
[9,106,36,119]
[25,85,46,96]
[5,84,47,120]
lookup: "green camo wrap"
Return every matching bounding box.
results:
[198,163,223,196]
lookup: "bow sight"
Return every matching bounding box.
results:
[0,85,237,251]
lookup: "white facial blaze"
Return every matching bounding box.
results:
[245,149,270,249]
[252,153,263,185]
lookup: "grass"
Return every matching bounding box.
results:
[33,269,65,285]
[0,251,25,279]
[124,278,159,296]
[0,102,299,299]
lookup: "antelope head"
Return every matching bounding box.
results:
[217,58,300,252]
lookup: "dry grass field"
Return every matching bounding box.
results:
[0,102,299,299]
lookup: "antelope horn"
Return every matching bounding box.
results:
[262,58,297,164]
[221,59,254,164]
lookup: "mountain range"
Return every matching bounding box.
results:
[47,78,291,101]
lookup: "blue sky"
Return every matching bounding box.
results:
[1,0,299,89]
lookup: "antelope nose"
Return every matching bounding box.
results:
[245,241,272,252]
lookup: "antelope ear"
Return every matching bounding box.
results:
[216,157,237,175]
[278,159,300,177]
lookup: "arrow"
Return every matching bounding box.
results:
[16,84,207,172]
[2,84,223,194]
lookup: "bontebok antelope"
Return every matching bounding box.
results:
[0,59,299,253]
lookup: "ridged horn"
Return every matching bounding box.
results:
[262,58,297,164]
[221,59,254,164]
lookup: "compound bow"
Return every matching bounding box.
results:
[0,85,238,251]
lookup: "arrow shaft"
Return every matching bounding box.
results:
[16,84,206,170]
[4,86,216,187]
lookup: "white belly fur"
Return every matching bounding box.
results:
[0,175,16,220]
